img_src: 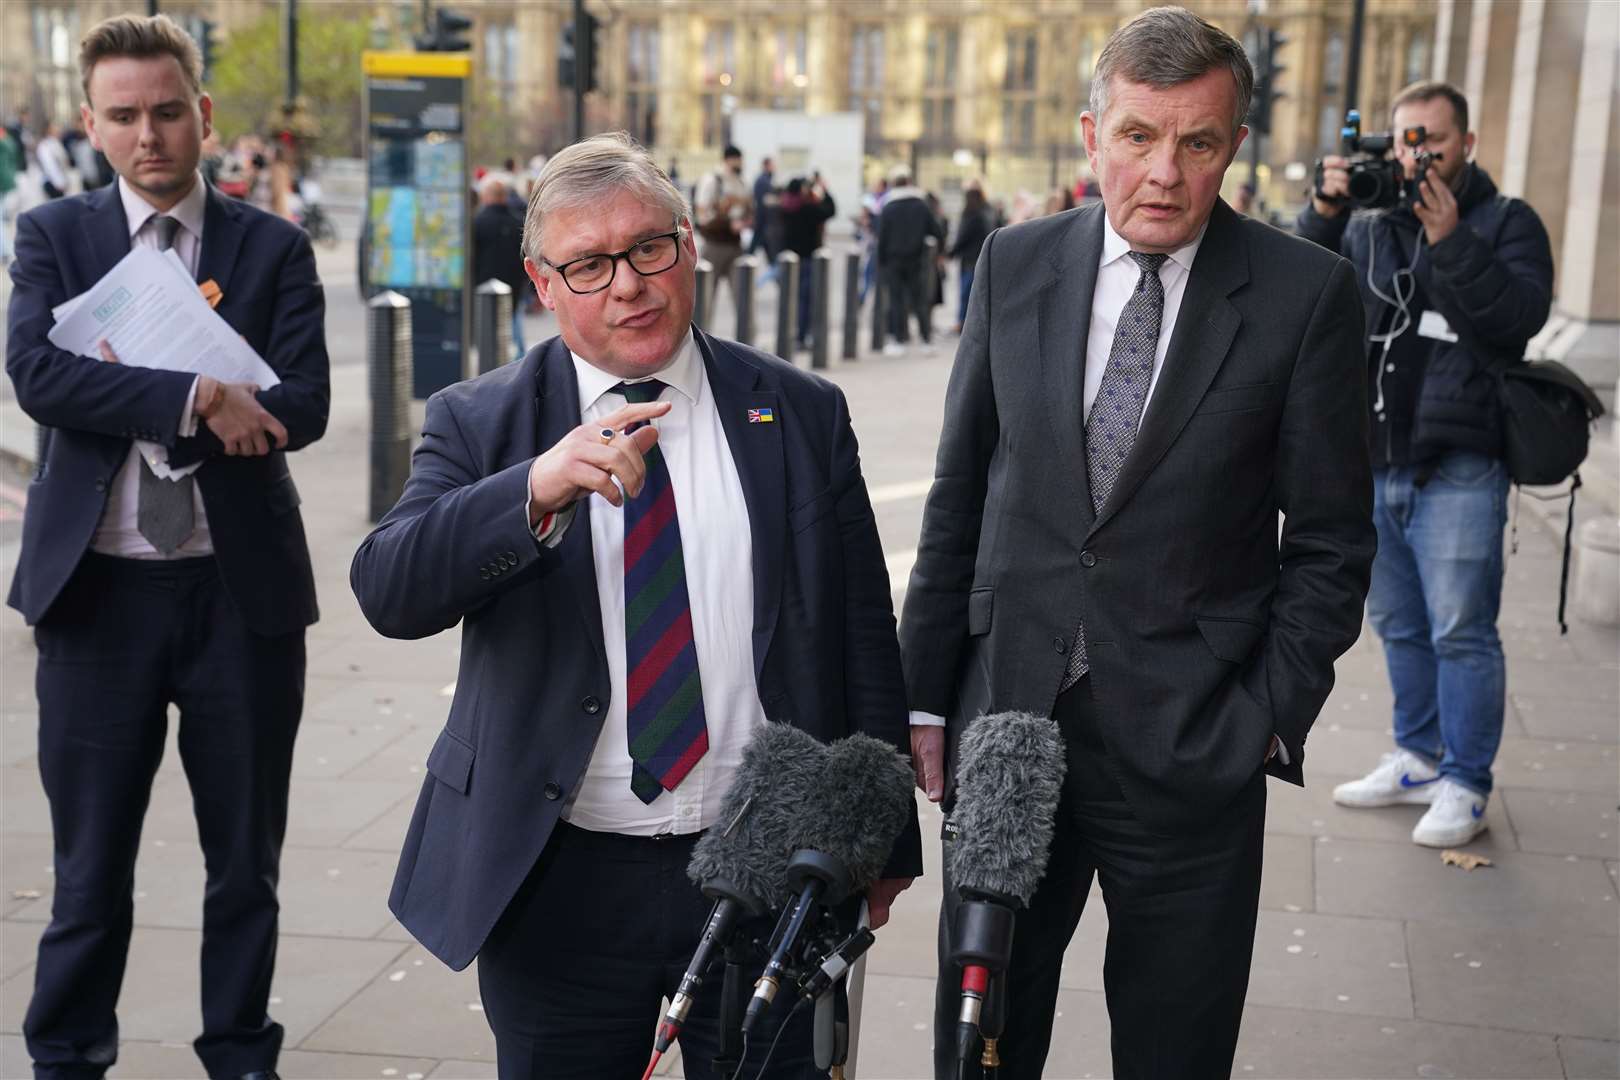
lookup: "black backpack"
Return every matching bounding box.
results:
[1496,360,1606,486]
[1493,358,1606,632]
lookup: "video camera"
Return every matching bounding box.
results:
[1315,110,1434,210]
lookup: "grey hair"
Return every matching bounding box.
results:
[521,131,689,264]
[1089,6,1255,137]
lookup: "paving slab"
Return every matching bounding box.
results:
[0,927,408,1049]
[0,830,52,920]
[299,945,493,1063]
[1246,910,1412,1019]
[1501,788,1620,859]
[0,711,35,767]
[1559,1036,1620,1079]
[425,1059,499,1079]
[1511,692,1620,743]
[1491,735,1620,792]
[1231,1003,1565,1078]
[1258,831,1315,913]
[1315,838,1620,938]
[1504,657,1620,705]
[1405,922,1620,1039]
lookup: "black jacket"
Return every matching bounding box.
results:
[777,189,835,257]
[878,187,945,264]
[1295,164,1553,463]
[949,206,993,268]
[472,203,527,294]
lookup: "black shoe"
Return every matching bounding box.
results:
[231,1072,280,1080]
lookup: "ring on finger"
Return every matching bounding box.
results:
[598,427,615,445]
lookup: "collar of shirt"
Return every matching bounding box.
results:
[1098,209,1206,276]
[118,172,207,244]
[571,328,702,413]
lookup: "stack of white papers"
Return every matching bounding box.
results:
[48,246,279,390]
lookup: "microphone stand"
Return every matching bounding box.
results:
[715,939,749,1080]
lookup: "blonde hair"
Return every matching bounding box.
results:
[523,131,688,264]
[79,14,203,105]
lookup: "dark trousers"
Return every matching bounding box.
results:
[477,822,825,1080]
[882,257,930,344]
[935,677,1265,1080]
[24,554,305,1080]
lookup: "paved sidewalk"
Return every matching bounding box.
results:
[1,244,1616,1079]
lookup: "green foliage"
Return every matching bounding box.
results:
[207,7,372,157]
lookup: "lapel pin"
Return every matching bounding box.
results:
[747,407,775,424]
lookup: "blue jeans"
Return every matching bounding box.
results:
[957,265,974,326]
[510,305,526,363]
[1366,452,1510,796]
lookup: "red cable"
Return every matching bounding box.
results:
[640,1048,662,1080]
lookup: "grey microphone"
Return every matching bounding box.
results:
[656,722,829,1056]
[741,731,915,1034]
[946,711,1068,1066]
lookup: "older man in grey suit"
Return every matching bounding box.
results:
[901,8,1375,1079]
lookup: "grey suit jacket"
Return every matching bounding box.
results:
[900,200,1375,832]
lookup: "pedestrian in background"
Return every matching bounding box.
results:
[36,121,70,199]
[876,166,943,355]
[778,173,836,350]
[0,125,17,265]
[473,173,530,363]
[948,183,993,334]
[693,143,750,313]
[749,155,778,266]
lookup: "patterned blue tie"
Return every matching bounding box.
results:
[1062,251,1167,691]
[616,380,709,804]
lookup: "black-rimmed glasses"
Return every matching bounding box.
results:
[543,230,683,295]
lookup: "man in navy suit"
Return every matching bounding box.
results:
[6,15,328,1080]
[351,132,920,1078]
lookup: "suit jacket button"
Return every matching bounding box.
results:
[543,782,562,800]
[1053,637,1066,653]
[1080,550,1097,568]
[94,479,107,493]
[581,696,601,715]
[479,568,491,580]
[505,550,518,562]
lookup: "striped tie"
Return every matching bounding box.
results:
[617,380,709,804]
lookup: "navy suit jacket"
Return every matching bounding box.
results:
[6,182,329,634]
[351,330,922,971]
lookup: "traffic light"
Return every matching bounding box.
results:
[558,13,600,91]
[416,6,471,52]
[1250,27,1288,136]
[197,19,217,82]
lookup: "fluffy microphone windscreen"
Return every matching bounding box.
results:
[798,733,916,893]
[686,721,830,907]
[946,711,1068,906]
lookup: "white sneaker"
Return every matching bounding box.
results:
[881,342,906,357]
[1332,749,1440,808]
[1411,778,1489,847]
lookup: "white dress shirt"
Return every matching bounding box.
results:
[561,331,767,835]
[90,174,212,559]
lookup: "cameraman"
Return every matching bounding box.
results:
[1296,81,1553,848]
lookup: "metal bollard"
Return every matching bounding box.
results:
[734,255,757,346]
[693,259,714,330]
[810,249,831,370]
[367,290,413,523]
[474,279,513,375]
[869,265,885,353]
[842,251,861,361]
[775,251,800,362]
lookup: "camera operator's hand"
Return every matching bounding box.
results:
[1412,171,1460,245]
[1312,155,1351,217]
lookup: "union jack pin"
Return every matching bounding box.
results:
[747,407,775,424]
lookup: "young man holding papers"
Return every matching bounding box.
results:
[5,15,328,1080]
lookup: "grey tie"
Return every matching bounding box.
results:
[1061,251,1168,692]
[136,215,196,555]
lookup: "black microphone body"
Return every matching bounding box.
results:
[946,711,1068,1065]
[740,732,914,1035]
[662,723,828,1051]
